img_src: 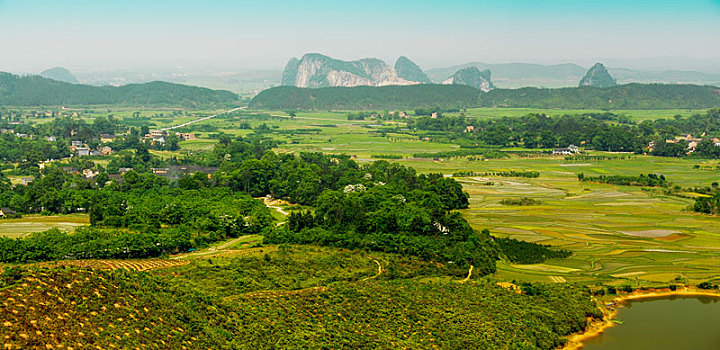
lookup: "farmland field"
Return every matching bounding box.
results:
[207,108,720,287]
[6,105,720,288]
[0,215,89,238]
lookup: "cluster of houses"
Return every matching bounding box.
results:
[648,134,720,153]
[151,165,218,181]
[143,131,196,145]
[552,145,581,155]
[387,111,410,119]
[70,140,113,157]
[61,167,100,179]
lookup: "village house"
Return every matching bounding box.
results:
[0,207,18,219]
[71,140,84,147]
[82,169,98,178]
[151,135,165,144]
[76,147,90,156]
[152,165,219,181]
[45,136,56,142]
[552,145,580,155]
[118,167,133,174]
[100,134,115,143]
[175,132,196,141]
[464,125,475,133]
[101,146,113,155]
[62,167,80,174]
[21,177,34,186]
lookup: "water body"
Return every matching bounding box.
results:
[583,296,720,349]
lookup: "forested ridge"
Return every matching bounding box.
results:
[0,72,239,107]
[250,85,481,110]
[250,83,720,110]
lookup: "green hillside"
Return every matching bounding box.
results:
[251,83,720,110]
[249,85,481,110]
[478,84,720,109]
[0,72,239,107]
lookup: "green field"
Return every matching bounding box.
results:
[199,108,720,287]
[5,106,720,288]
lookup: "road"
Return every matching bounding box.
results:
[157,106,246,132]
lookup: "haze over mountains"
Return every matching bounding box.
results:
[11,54,720,95]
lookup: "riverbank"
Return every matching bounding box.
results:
[561,286,720,349]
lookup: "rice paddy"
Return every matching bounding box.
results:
[226,109,720,287]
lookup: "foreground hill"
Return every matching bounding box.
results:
[250,83,720,110]
[0,245,601,349]
[0,267,234,348]
[0,72,239,107]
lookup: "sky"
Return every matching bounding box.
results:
[1,0,719,73]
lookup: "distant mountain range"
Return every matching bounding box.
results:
[579,63,617,88]
[39,67,79,84]
[27,58,720,95]
[281,53,419,88]
[427,62,720,88]
[442,67,495,91]
[0,72,239,107]
[281,53,496,91]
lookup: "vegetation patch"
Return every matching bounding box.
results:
[500,197,542,206]
[496,237,572,264]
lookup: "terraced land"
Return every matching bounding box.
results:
[434,156,720,286]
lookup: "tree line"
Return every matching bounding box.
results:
[410,109,720,157]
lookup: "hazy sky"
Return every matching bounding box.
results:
[1,0,719,72]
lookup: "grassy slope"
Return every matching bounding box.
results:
[0,245,600,349]
[0,267,236,349]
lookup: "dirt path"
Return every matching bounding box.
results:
[262,197,290,226]
[459,265,474,283]
[171,234,258,260]
[362,259,384,281]
[263,197,289,216]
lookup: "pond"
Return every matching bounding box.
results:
[583,295,720,349]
